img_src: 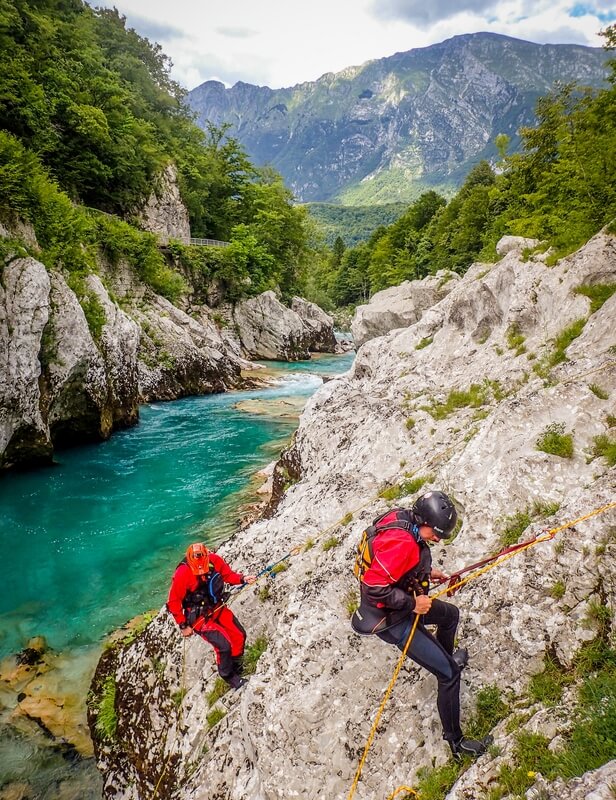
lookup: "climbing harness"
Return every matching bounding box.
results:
[346,500,616,800]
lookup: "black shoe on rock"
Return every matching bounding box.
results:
[449,734,492,760]
[452,647,469,669]
[226,674,247,690]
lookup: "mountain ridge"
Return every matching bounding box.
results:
[187,32,608,205]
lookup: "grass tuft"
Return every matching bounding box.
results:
[95,676,117,741]
[536,423,574,458]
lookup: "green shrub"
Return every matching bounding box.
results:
[341,513,353,526]
[415,336,433,350]
[506,324,526,354]
[548,318,587,367]
[343,589,359,617]
[207,707,226,729]
[378,473,432,502]
[270,561,288,575]
[591,433,616,466]
[414,760,461,800]
[422,383,487,419]
[466,685,509,739]
[549,580,565,599]
[171,687,187,707]
[207,677,230,707]
[95,676,118,741]
[589,383,609,400]
[574,283,616,314]
[244,634,268,675]
[322,536,340,551]
[536,423,574,458]
[528,651,573,706]
[498,510,532,547]
[405,417,416,430]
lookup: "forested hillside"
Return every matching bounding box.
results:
[311,28,616,308]
[0,0,313,309]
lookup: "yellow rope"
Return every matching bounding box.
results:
[347,499,616,800]
[386,787,419,800]
[347,615,420,800]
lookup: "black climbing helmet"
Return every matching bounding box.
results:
[412,491,458,539]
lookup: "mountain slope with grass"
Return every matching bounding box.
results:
[90,231,616,799]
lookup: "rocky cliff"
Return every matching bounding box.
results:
[187,33,608,205]
[0,219,338,470]
[90,232,616,798]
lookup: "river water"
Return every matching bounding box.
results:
[0,350,354,797]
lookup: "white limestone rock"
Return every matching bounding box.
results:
[0,257,52,467]
[136,294,244,401]
[137,163,191,244]
[351,270,460,347]
[495,235,541,256]
[291,296,337,352]
[95,231,616,800]
[233,291,312,361]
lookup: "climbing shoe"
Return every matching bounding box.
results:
[226,674,247,690]
[452,647,469,670]
[449,734,493,760]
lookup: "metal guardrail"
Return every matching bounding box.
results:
[188,238,231,247]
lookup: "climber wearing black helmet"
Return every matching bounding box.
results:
[351,490,491,759]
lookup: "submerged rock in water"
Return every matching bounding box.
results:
[234,396,306,419]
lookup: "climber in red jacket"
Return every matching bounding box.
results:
[167,542,256,689]
[352,491,492,759]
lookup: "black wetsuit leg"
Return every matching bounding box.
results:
[377,599,463,742]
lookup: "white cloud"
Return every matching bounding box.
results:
[90,0,614,90]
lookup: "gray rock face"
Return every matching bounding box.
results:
[136,294,244,401]
[233,291,312,360]
[495,235,540,256]
[94,231,616,799]
[0,249,247,468]
[0,258,142,466]
[137,163,191,243]
[188,33,608,204]
[290,296,337,353]
[0,257,52,467]
[351,270,459,346]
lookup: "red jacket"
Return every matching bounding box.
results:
[167,552,245,626]
[362,511,430,613]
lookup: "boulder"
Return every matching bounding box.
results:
[495,235,540,256]
[291,296,337,352]
[233,291,312,360]
[351,270,459,347]
[136,294,244,401]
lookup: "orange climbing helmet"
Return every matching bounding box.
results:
[186,542,210,575]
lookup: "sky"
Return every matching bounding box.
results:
[91,0,616,91]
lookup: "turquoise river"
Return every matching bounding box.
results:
[0,350,354,798]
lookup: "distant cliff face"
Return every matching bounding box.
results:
[187,33,608,204]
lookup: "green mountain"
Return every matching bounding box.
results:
[187,32,609,205]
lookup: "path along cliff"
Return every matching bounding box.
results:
[90,232,616,800]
